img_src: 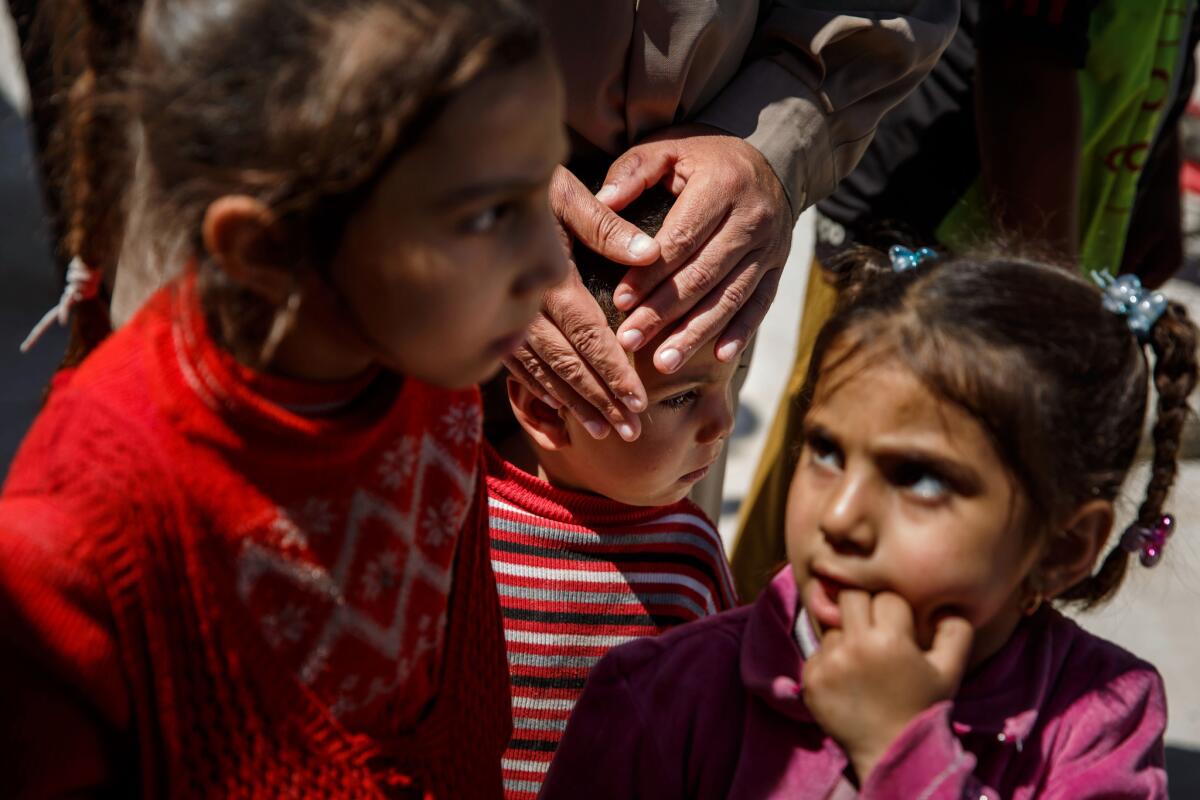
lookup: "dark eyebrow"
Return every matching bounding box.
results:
[649,358,748,400]
[432,176,548,210]
[876,448,984,494]
[801,419,836,442]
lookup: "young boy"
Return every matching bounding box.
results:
[486,164,740,799]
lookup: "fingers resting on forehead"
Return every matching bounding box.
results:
[551,164,660,266]
[601,131,792,376]
[505,299,646,442]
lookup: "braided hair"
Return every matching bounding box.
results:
[10,0,143,364]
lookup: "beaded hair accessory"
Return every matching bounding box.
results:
[1120,515,1174,568]
[1091,271,1167,344]
[889,245,937,272]
[1092,271,1175,567]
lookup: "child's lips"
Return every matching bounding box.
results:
[680,455,720,483]
[807,571,858,631]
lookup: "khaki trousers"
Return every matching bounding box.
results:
[728,259,838,601]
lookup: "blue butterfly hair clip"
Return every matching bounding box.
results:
[1090,272,1167,343]
[889,245,937,272]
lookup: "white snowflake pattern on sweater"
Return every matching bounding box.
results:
[360,549,401,601]
[377,435,418,490]
[441,403,482,447]
[421,498,465,548]
[235,384,482,732]
[261,604,309,648]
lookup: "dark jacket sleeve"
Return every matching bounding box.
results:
[538,645,675,799]
[697,0,962,218]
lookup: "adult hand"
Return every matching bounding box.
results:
[600,124,792,373]
[802,591,973,783]
[504,165,660,441]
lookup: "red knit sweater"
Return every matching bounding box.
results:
[0,278,510,798]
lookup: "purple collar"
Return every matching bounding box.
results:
[741,568,1076,749]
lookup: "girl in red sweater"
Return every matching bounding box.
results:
[0,0,567,796]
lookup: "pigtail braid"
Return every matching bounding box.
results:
[9,1,73,270]
[1134,301,1198,524]
[1062,301,1199,607]
[56,0,142,367]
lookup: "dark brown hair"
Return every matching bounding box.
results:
[566,156,674,330]
[801,250,1198,607]
[15,0,144,364]
[123,0,545,361]
[483,157,674,441]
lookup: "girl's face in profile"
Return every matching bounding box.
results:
[303,51,569,387]
[785,346,1044,667]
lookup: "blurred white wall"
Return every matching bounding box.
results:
[0,1,29,115]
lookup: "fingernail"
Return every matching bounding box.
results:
[658,348,683,372]
[583,420,609,439]
[541,393,562,409]
[622,394,646,413]
[616,423,637,441]
[614,291,636,310]
[627,233,655,258]
[716,341,741,362]
[618,328,644,349]
[596,184,618,204]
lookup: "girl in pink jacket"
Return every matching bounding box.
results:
[541,248,1197,799]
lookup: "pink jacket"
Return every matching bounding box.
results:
[541,569,1167,799]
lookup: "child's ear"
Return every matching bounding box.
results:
[507,376,571,450]
[202,195,296,303]
[1036,499,1114,600]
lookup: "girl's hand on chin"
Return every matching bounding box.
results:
[801,590,973,784]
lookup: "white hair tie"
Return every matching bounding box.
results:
[20,256,102,353]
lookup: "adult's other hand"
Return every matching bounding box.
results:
[504,165,660,441]
[601,124,792,373]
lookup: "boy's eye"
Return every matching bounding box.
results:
[806,432,842,471]
[660,390,699,410]
[891,461,950,501]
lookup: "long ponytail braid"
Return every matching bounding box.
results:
[8,1,72,269]
[1060,301,1199,607]
[59,0,145,366]
[14,0,142,365]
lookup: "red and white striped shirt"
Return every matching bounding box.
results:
[485,448,737,800]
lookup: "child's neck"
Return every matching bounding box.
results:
[260,275,379,382]
[495,429,606,500]
[494,428,544,480]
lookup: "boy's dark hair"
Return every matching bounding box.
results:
[123,0,544,364]
[802,250,1198,608]
[566,157,674,330]
[483,159,674,441]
